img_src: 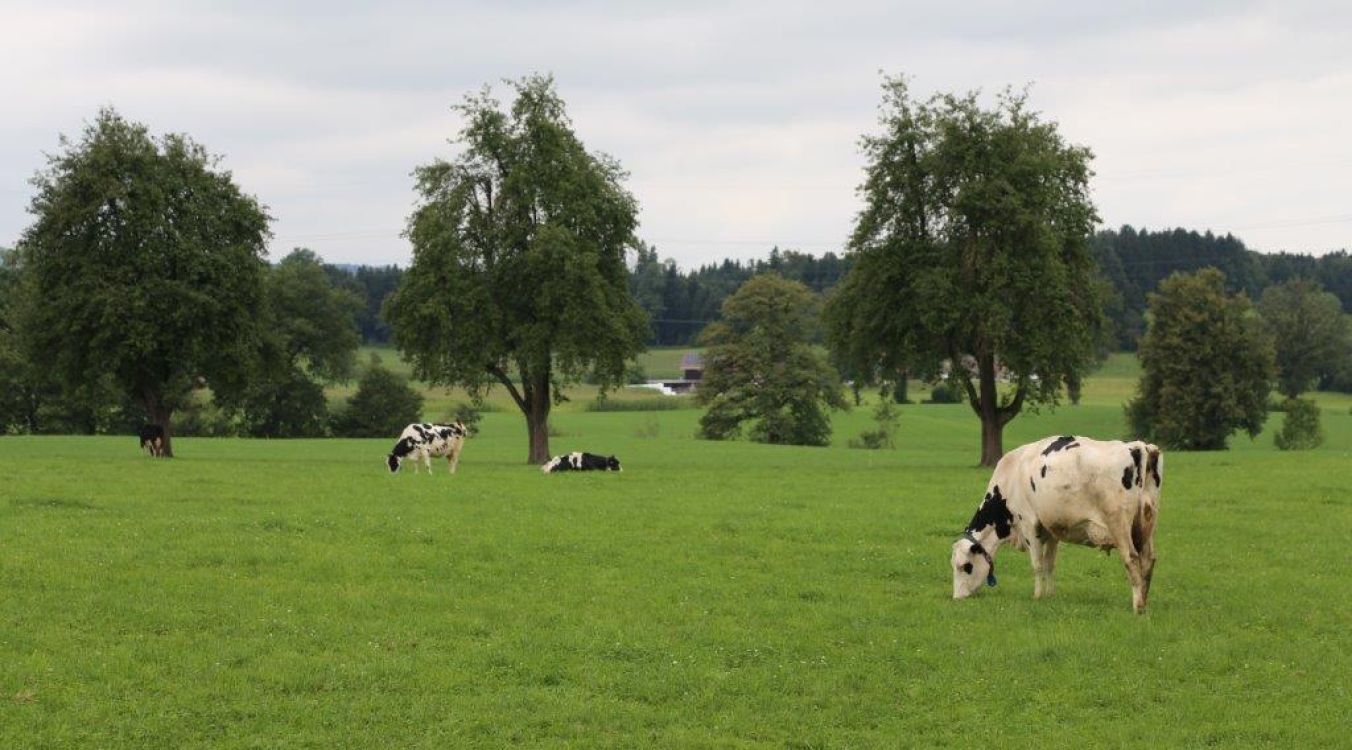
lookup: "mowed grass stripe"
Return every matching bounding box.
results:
[2,400,1350,747]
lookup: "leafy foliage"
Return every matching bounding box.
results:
[265,249,362,383]
[1273,397,1324,451]
[697,274,846,446]
[630,244,853,346]
[222,249,361,437]
[1258,279,1351,399]
[235,367,330,438]
[849,398,900,449]
[926,380,964,404]
[1126,269,1275,450]
[386,75,648,463]
[330,358,424,438]
[14,109,270,455]
[323,263,404,344]
[825,76,1104,465]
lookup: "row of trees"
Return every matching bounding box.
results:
[1094,226,1352,350]
[3,75,1348,464]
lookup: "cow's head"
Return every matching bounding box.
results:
[607,455,622,472]
[951,534,995,599]
[386,454,401,473]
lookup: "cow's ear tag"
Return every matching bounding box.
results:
[986,573,997,587]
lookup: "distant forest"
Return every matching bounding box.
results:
[319,226,1351,349]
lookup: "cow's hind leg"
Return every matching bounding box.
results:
[1112,521,1148,613]
[1134,502,1159,607]
[447,440,462,474]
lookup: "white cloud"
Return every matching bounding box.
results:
[2,0,1349,265]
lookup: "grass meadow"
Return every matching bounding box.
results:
[2,353,1350,747]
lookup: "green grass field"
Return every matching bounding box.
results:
[2,354,1350,747]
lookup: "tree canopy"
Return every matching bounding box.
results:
[697,273,846,446]
[1126,269,1274,450]
[825,76,1105,466]
[386,75,648,463]
[1258,278,1351,399]
[15,109,270,455]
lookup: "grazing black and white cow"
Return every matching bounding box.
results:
[541,452,622,473]
[386,422,468,474]
[138,424,165,457]
[951,435,1163,613]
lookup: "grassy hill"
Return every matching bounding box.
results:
[2,355,1350,747]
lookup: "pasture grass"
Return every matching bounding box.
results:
[3,356,1351,747]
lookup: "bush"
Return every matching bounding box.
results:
[585,363,649,386]
[446,402,484,436]
[926,380,963,404]
[175,399,240,437]
[849,399,900,450]
[236,367,330,438]
[330,363,423,438]
[585,396,686,412]
[1274,398,1324,451]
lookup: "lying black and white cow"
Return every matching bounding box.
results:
[138,424,165,457]
[541,452,622,473]
[951,435,1162,613]
[386,422,468,474]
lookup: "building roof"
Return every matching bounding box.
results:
[680,352,704,370]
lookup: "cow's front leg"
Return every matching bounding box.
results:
[1040,539,1059,598]
[447,443,462,474]
[1028,538,1059,599]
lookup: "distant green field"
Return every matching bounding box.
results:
[3,357,1351,747]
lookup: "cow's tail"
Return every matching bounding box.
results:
[1132,445,1163,552]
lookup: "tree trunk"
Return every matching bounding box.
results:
[142,389,175,458]
[979,412,1003,468]
[893,371,909,404]
[153,405,175,456]
[977,353,1003,468]
[525,374,551,465]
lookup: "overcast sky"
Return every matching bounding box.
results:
[2,0,1349,267]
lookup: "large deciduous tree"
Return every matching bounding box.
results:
[1257,278,1350,399]
[1126,269,1275,450]
[824,77,1105,466]
[16,109,270,456]
[386,76,648,463]
[228,248,362,437]
[697,273,846,446]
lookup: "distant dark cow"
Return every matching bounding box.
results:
[951,435,1163,613]
[541,452,622,473]
[387,422,468,474]
[138,424,165,457]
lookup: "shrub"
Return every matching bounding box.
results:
[926,380,963,404]
[1274,398,1324,451]
[446,402,484,436]
[236,367,329,438]
[330,363,423,438]
[175,399,240,437]
[585,396,686,412]
[849,399,900,450]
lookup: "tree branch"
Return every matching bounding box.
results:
[490,364,527,413]
[950,346,982,417]
[998,376,1029,427]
